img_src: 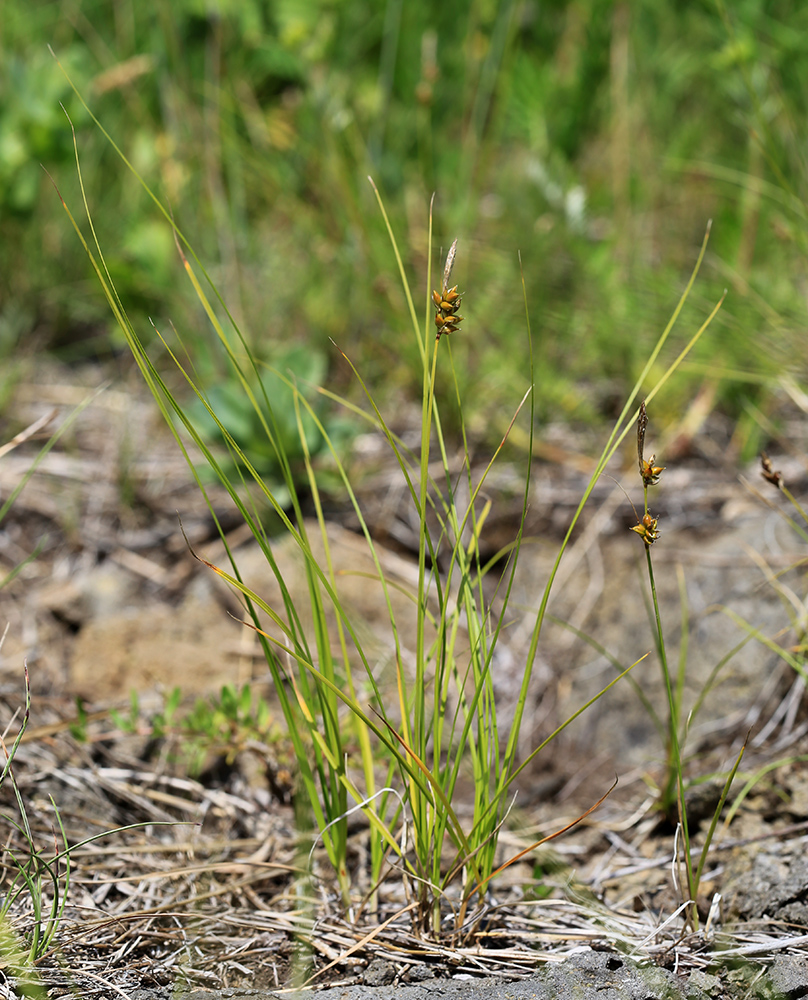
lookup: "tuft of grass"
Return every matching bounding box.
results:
[0,665,67,970]
[0,408,102,974]
[0,668,174,970]
[52,65,726,939]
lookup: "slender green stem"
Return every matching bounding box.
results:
[644,545,696,926]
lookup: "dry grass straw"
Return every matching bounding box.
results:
[3,687,808,991]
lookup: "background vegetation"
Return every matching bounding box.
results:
[3,0,808,453]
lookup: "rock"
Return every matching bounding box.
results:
[760,954,808,1000]
[362,958,396,986]
[725,847,808,925]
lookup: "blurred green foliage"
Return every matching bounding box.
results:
[188,343,354,503]
[3,0,808,446]
[108,683,280,778]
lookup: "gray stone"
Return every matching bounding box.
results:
[758,954,808,999]
[686,969,722,999]
[362,958,396,986]
[726,850,808,926]
[111,948,805,999]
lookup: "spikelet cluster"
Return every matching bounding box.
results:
[432,238,464,340]
[630,512,660,545]
[761,452,783,490]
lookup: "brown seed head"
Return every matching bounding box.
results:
[640,455,666,488]
[630,512,660,546]
[761,452,784,490]
[433,239,464,340]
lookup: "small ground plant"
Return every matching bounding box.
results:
[0,668,182,992]
[0,666,66,978]
[109,683,281,778]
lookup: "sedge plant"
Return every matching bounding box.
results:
[726,448,808,684]
[627,400,747,931]
[52,57,729,936]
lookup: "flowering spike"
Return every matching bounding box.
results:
[640,455,666,488]
[432,239,464,341]
[630,513,660,546]
[761,452,784,490]
[637,401,648,469]
[443,238,458,291]
[637,401,664,486]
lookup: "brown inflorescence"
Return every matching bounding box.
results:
[637,400,665,487]
[432,238,464,340]
[630,512,660,546]
[761,452,784,490]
